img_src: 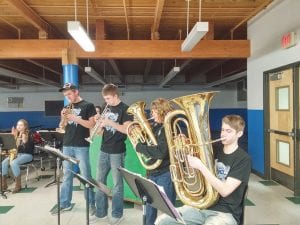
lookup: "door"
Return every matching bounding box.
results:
[267,68,295,189]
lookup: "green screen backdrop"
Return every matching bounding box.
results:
[89,136,146,203]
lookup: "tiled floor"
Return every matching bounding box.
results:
[1,167,300,225]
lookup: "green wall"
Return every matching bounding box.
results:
[89,136,146,203]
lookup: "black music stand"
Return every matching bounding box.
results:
[38,131,63,187]
[118,167,185,225]
[0,133,17,199]
[70,170,111,225]
[37,145,79,225]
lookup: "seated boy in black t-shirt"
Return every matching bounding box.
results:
[155,114,251,225]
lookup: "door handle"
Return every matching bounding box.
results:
[267,129,295,137]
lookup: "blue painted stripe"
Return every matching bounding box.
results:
[248,109,264,174]
[209,108,248,132]
[0,111,60,131]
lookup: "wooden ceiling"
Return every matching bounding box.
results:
[0,0,274,89]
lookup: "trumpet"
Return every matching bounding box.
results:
[56,104,73,134]
[85,104,110,144]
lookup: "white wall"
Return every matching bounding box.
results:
[0,87,244,112]
[248,0,300,109]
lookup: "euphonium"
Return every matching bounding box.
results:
[8,148,17,164]
[164,91,219,209]
[126,101,162,170]
[56,104,73,134]
[8,134,22,164]
[85,104,110,144]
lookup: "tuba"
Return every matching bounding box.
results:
[164,91,219,209]
[126,101,162,170]
[56,104,73,134]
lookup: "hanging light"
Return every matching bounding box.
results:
[181,0,208,52]
[84,66,107,85]
[68,21,95,52]
[67,0,95,52]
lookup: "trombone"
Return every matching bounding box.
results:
[85,104,110,144]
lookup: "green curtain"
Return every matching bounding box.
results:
[89,136,146,203]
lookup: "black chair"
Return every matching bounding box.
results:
[20,160,39,188]
[239,185,248,225]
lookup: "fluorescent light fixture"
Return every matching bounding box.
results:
[159,66,180,87]
[181,22,208,52]
[84,66,107,85]
[67,21,95,52]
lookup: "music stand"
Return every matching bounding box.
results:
[37,145,79,225]
[0,133,17,199]
[38,131,63,187]
[118,167,185,225]
[70,170,111,225]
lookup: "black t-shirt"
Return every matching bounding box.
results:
[209,146,251,225]
[63,100,96,147]
[18,131,34,155]
[136,123,171,176]
[101,102,132,154]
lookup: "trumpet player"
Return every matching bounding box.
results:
[134,98,176,225]
[1,119,34,193]
[156,115,251,225]
[91,84,132,225]
[52,83,97,215]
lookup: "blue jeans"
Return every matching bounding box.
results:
[156,205,237,225]
[1,153,33,177]
[147,171,176,225]
[60,146,95,208]
[95,151,125,218]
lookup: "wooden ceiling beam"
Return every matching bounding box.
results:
[122,0,130,40]
[151,0,165,40]
[0,40,250,59]
[95,19,123,82]
[5,0,62,38]
[6,0,49,32]
[229,0,274,39]
[96,19,107,40]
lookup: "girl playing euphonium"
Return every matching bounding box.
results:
[1,119,34,193]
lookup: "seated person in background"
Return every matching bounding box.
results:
[134,98,176,225]
[1,119,34,193]
[155,114,251,225]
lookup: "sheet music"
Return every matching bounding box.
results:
[69,170,111,195]
[0,133,17,150]
[156,184,185,224]
[41,145,79,164]
[119,168,185,224]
